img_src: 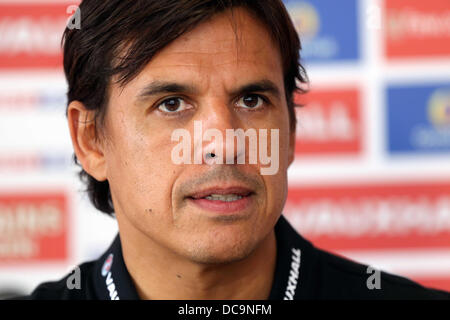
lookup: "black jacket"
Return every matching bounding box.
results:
[20,215,450,300]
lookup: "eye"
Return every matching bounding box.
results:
[236,94,265,109]
[157,97,191,114]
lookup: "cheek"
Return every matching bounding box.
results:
[105,118,179,214]
[278,107,293,165]
[263,118,290,213]
[267,109,291,167]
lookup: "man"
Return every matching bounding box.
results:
[24,0,449,300]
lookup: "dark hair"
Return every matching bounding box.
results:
[63,0,308,216]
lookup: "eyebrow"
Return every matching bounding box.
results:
[230,80,282,100]
[136,79,282,101]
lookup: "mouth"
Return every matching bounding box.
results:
[186,186,255,214]
[188,186,254,200]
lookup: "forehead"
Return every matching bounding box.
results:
[122,7,284,90]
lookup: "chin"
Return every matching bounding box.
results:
[183,236,257,265]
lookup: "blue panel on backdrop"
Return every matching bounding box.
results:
[283,0,360,63]
[387,83,450,154]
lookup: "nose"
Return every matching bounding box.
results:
[193,99,245,165]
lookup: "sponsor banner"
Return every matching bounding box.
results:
[384,0,450,59]
[294,88,362,155]
[0,87,66,112]
[0,192,68,263]
[284,0,360,63]
[0,3,73,69]
[284,182,450,250]
[0,153,71,172]
[387,83,450,154]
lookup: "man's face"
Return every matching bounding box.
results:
[102,8,295,263]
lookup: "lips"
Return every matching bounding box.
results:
[186,186,255,214]
[188,186,253,200]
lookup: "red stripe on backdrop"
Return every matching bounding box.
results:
[285,182,450,250]
[294,88,362,155]
[0,192,69,264]
[413,277,450,293]
[384,0,450,59]
[0,3,74,69]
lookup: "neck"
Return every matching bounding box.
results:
[118,218,277,300]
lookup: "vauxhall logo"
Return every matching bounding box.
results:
[284,247,301,300]
[101,253,120,300]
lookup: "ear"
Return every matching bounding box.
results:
[288,128,296,167]
[67,101,107,182]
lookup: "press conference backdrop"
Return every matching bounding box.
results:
[0,0,449,297]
